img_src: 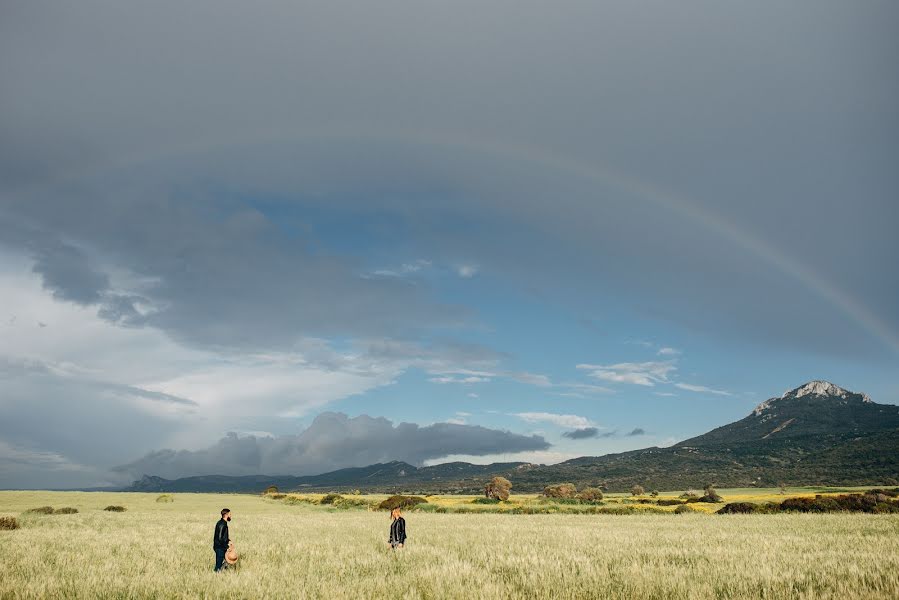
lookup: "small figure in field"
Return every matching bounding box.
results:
[388,508,406,549]
[213,508,233,572]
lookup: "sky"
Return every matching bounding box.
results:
[1,1,897,488]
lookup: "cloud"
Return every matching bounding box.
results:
[113,412,549,480]
[456,265,479,278]
[513,412,592,429]
[626,428,646,436]
[509,372,552,387]
[371,259,432,277]
[577,361,675,386]
[428,375,491,384]
[0,202,467,353]
[562,427,599,439]
[657,347,681,356]
[674,383,732,396]
[1,1,896,361]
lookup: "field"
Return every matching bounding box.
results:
[2,490,898,599]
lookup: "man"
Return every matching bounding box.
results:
[213,508,232,572]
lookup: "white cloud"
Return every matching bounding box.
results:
[510,372,552,387]
[467,393,479,398]
[444,417,467,425]
[576,361,675,386]
[653,392,678,397]
[456,264,479,278]
[371,259,432,278]
[513,412,593,429]
[428,375,491,384]
[657,347,681,356]
[554,382,614,398]
[426,450,579,466]
[674,382,732,396]
[456,411,472,417]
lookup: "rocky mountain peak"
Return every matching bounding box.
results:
[752,381,870,417]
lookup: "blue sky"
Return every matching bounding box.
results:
[1,1,897,487]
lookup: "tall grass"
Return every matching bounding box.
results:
[1,491,897,599]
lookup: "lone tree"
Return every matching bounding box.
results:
[701,484,723,503]
[485,476,512,501]
[631,485,645,496]
[264,485,279,495]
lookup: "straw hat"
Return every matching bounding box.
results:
[225,545,239,565]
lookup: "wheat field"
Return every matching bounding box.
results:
[1,491,898,599]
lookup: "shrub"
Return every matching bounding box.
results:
[674,504,695,514]
[657,499,684,506]
[543,484,577,499]
[649,490,659,498]
[319,494,344,505]
[679,491,699,500]
[630,485,645,497]
[717,502,760,514]
[472,497,500,504]
[264,485,279,495]
[333,497,369,509]
[269,493,286,500]
[577,487,604,502]
[25,506,55,515]
[104,506,126,512]
[377,495,427,511]
[0,516,19,530]
[54,507,78,514]
[485,476,512,501]
[699,485,723,503]
[155,494,174,503]
[351,489,362,495]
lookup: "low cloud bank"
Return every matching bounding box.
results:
[113,412,549,480]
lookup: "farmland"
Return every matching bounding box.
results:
[1,489,898,599]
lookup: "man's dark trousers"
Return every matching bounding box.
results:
[214,548,227,572]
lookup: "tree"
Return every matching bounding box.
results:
[701,484,723,503]
[649,490,659,498]
[631,485,645,496]
[577,487,604,502]
[264,485,279,495]
[485,477,512,501]
[543,483,578,499]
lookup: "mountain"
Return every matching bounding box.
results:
[126,461,530,493]
[678,381,892,446]
[124,381,899,493]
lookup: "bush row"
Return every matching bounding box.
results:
[717,491,899,514]
[24,506,79,515]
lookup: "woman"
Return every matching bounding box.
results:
[388,508,406,549]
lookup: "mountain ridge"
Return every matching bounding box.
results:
[123,381,899,493]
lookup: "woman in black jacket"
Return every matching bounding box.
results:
[388,508,406,549]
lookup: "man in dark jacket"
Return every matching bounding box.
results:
[213,508,231,571]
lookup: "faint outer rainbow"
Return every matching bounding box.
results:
[11,125,899,355]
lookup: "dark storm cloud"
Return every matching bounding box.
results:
[0,199,467,350]
[113,412,550,480]
[31,242,110,305]
[562,427,599,440]
[1,1,895,357]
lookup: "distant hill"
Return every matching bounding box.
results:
[126,461,529,493]
[124,381,899,493]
